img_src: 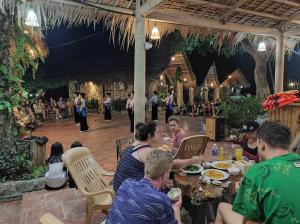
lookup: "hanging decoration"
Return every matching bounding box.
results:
[150,23,160,40]
[25,9,40,27]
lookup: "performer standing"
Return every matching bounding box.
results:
[104,93,112,121]
[73,93,80,126]
[78,93,89,132]
[149,91,158,122]
[126,92,134,133]
[164,91,174,123]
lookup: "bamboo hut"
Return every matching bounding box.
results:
[2,0,300,124]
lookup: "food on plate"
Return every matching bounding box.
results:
[214,162,233,169]
[184,164,200,172]
[212,180,222,186]
[167,188,181,201]
[205,170,225,180]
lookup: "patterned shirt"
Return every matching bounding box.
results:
[233,153,300,224]
[106,178,178,224]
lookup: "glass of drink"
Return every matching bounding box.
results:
[235,147,243,161]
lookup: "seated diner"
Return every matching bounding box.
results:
[167,117,187,150]
[215,121,300,224]
[107,149,182,224]
[112,122,202,192]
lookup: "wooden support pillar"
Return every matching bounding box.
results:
[134,0,146,126]
[275,32,285,93]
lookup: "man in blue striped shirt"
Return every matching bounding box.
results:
[106,150,182,224]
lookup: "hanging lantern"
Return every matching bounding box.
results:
[257,42,266,52]
[150,24,160,40]
[25,10,40,27]
[171,56,176,61]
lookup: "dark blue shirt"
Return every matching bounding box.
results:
[106,178,178,224]
[113,144,149,192]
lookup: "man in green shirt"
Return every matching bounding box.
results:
[215,121,300,224]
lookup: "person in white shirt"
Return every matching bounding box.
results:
[45,142,66,189]
[126,92,134,132]
[163,91,174,123]
[104,93,112,121]
[149,91,158,122]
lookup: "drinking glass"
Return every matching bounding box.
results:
[235,147,243,161]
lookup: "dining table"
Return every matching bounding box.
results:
[172,164,243,224]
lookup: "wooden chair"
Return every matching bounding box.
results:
[115,137,134,162]
[62,147,114,224]
[39,213,106,224]
[40,213,64,224]
[173,135,209,160]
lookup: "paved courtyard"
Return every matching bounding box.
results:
[0,112,235,224]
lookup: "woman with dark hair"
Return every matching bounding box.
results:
[45,142,67,189]
[78,93,89,132]
[104,93,112,121]
[113,122,156,192]
[113,122,201,192]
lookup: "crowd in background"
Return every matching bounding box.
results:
[13,96,74,131]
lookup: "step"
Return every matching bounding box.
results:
[19,188,105,224]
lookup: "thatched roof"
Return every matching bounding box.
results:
[221,68,251,88]
[2,0,300,52]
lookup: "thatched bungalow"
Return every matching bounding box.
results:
[3,0,300,124]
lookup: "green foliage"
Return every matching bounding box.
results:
[0,142,32,182]
[0,25,44,113]
[86,98,99,110]
[217,95,263,128]
[176,35,244,57]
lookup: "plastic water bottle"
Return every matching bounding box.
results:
[211,144,218,161]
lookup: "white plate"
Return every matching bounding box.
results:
[211,161,233,170]
[202,169,229,181]
[181,164,204,174]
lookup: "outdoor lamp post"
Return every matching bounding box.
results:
[25,9,40,27]
[257,42,266,52]
[150,23,160,40]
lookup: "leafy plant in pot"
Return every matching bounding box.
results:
[217,95,263,129]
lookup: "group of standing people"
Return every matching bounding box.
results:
[71,89,175,133]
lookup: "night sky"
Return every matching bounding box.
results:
[40,24,300,97]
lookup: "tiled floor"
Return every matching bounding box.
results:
[0,113,234,224]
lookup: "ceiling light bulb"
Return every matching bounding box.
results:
[25,10,40,27]
[150,25,160,40]
[257,42,266,52]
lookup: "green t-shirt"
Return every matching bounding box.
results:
[232,153,300,224]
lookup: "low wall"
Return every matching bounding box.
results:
[0,177,45,202]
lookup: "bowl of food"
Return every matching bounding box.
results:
[167,188,181,201]
[228,167,240,176]
[181,164,203,174]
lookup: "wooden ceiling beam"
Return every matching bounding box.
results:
[139,0,167,16]
[185,0,300,25]
[276,10,300,29]
[48,0,134,15]
[148,9,280,37]
[271,0,300,8]
[220,0,248,24]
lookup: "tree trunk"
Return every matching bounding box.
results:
[0,12,15,151]
[241,39,271,99]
